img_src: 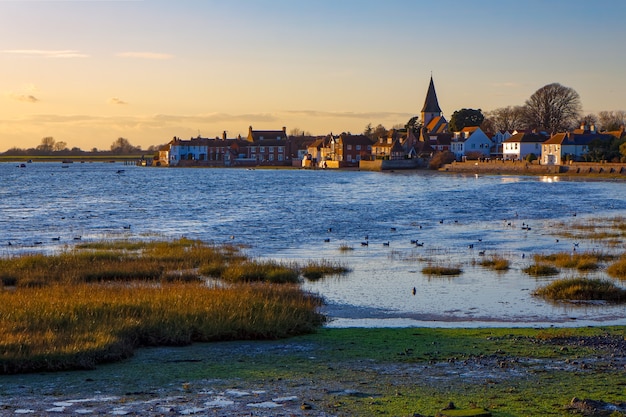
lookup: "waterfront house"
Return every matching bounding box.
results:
[502,132,547,161]
[246,126,289,165]
[304,135,333,168]
[371,129,410,160]
[332,134,374,167]
[164,132,253,167]
[157,142,172,166]
[542,131,614,165]
[449,127,493,160]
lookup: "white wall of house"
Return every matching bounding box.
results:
[542,143,561,165]
[454,128,492,158]
[504,141,542,160]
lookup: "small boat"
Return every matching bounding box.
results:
[19,163,26,168]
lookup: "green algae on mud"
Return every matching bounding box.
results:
[3,326,624,417]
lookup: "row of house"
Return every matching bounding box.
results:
[501,123,625,164]
[157,77,625,168]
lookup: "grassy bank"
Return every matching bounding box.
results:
[0,239,343,373]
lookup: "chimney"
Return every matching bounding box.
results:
[223,131,227,140]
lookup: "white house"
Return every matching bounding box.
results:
[449,127,493,159]
[542,132,615,165]
[502,132,547,161]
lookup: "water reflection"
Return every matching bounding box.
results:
[2,162,626,327]
[540,176,561,183]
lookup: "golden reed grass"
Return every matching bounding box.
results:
[0,282,324,374]
[0,239,331,374]
[533,277,626,302]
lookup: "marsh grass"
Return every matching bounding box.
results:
[0,239,250,287]
[522,264,559,276]
[478,255,510,271]
[0,282,324,374]
[220,260,300,283]
[533,251,613,272]
[553,216,626,242]
[338,244,354,252]
[299,260,350,280]
[607,255,626,279]
[533,277,626,302]
[0,239,327,373]
[422,265,462,276]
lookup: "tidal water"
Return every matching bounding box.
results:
[2,162,626,328]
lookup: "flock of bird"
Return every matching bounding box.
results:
[322,222,488,251]
[7,224,132,248]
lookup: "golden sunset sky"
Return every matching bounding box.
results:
[1,0,625,151]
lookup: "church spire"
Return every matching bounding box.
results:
[421,76,442,114]
[421,76,442,129]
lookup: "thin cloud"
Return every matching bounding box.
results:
[8,94,39,103]
[490,82,522,88]
[282,110,413,120]
[108,98,128,105]
[1,49,88,58]
[117,52,173,60]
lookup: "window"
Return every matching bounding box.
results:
[269,146,274,153]
[278,146,284,153]
[356,145,361,150]
[260,146,265,153]
[278,154,284,161]
[347,144,352,150]
[269,154,274,161]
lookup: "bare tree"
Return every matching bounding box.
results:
[111,137,139,154]
[37,136,56,153]
[523,83,582,133]
[54,141,68,152]
[484,106,526,132]
[597,110,626,131]
[363,123,387,140]
[289,127,311,136]
[578,113,598,129]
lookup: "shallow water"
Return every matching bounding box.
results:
[2,162,626,327]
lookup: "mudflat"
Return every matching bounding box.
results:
[1,327,625,416]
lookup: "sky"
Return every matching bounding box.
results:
[1,0,625,152]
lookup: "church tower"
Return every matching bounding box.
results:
[421,76,443,129]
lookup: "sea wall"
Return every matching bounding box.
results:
[359,159,424,171]
[441,160,626,177]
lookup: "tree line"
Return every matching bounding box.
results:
[1,137,162,156]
